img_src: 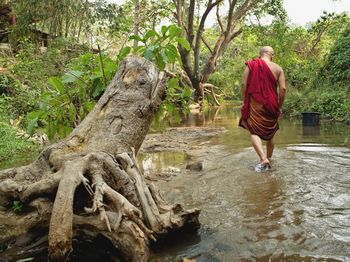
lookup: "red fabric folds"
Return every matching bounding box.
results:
[241,58,280,121]
[239,58,281,140]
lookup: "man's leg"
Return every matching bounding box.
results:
[266,137,275,159]
[251,135,269,164]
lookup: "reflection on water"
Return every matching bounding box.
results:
[1,105,350,261]
[302,126,320,137]
[147,105,350,261]
[137,151,188,177]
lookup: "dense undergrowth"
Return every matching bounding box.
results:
[1,14,350,162]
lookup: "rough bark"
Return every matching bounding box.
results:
[174,0,263,104]
[0,56,200,261]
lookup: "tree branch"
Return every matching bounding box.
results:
[194,0,223,77]
[201,35,213,54]
[228,28,243,42]
[216,4,224,32]
[187,0,196,46]
[226,0,238,35]
[175,0,195,82]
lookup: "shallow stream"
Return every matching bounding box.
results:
[1,105,350,261]
[143,106,350,261]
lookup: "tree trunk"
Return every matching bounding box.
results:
[0,56,200,261]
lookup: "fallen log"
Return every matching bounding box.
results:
[0,56,200,261]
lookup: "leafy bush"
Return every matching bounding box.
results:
[311,91,350,121]
[0,73,39,119]
[320,27,350,89]
[282,89,307,116]
[0,121,38,162]
[130,24,190,70]
[26,49,130,140]
[131,25,193,120]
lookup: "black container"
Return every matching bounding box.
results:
[302,112,320,126]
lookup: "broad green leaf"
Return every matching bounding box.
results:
[176,37,191,51]
[45,120,56,141]
[155,54,166,70]
[144,47,155,60]
[161,25,168,35]
[134,45,146,55]
[165,102,175,113]
[144,30,159,40]
[129,34,144,42]
[92,82,105,98]
[27,110,43,120]
[27,117,38,135]
[164,48,176,63]
[169,25,181,39]
[104,65,117,80]
[49,77,65,94]
[159,50,168,63]
[58,125,66,139]
[118,46,131,60]
[166,44,178,56]
[90,72,103,80]
[64,125,73,137]
[168,78,179,90]
[62,70,84,84]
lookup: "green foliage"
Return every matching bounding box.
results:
[26,49,128,140]
[0,73,39,119]
[311,91,350,122]
[130,25,192,120]
[12,200,23,213]
[165,77,192,109]
[204,12,350,122]
[0,120,37,162]
[0,74,15,95]
[12,38,80,91]
[130,25,190,70]
[320,26,350,89]
[153,77,193,127]
[0,38,84,122]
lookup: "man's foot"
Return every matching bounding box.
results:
[254,163,271,172]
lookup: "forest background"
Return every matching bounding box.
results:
[0,0,349,163]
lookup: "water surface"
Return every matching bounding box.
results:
[145,106,350,261]
[1,105,350,261]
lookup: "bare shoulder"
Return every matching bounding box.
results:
[270,61,283,73]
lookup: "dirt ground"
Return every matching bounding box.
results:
[140,126,227,154]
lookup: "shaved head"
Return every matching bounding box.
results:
[259,46,274,57]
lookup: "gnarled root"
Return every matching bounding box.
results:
[116,150,200,234]
[0,56,200,262]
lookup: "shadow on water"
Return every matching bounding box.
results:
[1,104,350,261]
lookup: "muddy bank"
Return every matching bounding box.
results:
[139,127,228,179]
[141,126,227,155]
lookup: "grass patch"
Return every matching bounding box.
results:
[0,119,39,168]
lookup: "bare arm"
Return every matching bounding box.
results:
[278,69,286,108]
[241,66,250,102]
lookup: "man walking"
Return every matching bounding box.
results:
[239,46,286,172]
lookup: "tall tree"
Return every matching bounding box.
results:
[173,0,285,104]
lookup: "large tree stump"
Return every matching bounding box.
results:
[0,56,200,261]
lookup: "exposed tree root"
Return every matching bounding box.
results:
[0,56,200,261]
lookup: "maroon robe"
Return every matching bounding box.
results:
[239,58,281,140]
